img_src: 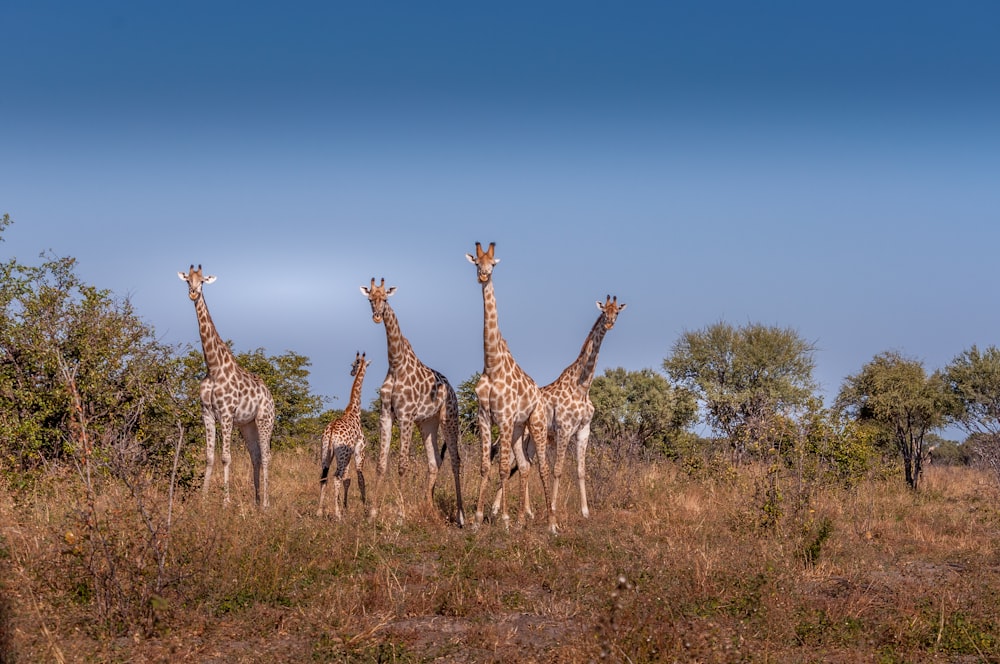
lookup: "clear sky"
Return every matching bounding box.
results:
[3,1,999,433]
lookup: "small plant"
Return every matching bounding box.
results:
[800,516,834,566]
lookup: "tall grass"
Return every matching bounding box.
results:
[2,444,999,662]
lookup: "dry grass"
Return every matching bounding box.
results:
[2,445,1000,663]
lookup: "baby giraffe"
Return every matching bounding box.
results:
[317,352,371,519]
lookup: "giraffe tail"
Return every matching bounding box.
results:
[319,465,330,484]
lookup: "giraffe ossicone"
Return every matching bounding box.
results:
[178,264,275,509]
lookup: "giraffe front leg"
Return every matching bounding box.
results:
[473,400,493,528]
[368,400,394,520]
[577,423,592,519]
[219,418,234,505]
[257,410,274,510]
[201,410,217,497]
[512,428,534,523]
[495,423,515,531]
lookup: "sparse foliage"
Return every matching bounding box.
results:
[663,321,818,461]
[589,367,697,458]
[836,351,953,490]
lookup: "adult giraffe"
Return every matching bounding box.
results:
[361,278,465,526]
[467,242,555,533]
[494,295,626,521]
[178,265,275,508]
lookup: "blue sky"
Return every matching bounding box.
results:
[3,1,999,435]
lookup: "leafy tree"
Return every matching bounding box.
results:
[1,220,191,477]
[589,367,697,457]
[941,345,1000,461]
[836,351,953,490]
[663,321,818,461]
[457,372,483,444]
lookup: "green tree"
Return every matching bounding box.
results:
[663,321,818,461]
[456,372,483,443]
[836,351,953,490]
[0,220,191,477]
[942,345,1000,481]
[589,367,697,457]
[942,345,1000,438]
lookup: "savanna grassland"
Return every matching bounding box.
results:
[2,446,999,663]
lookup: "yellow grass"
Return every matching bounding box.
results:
[2,446,999,662]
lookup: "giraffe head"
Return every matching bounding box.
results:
[350,351,370,376]
[177,264,217,301]
[360,278,397,324]
[466,241,499,284]
[598,295,627,330]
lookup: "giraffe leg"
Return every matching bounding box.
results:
[443,409,465,528]
[419,419,442,514]
[355,437,367,509]
[241,422,263,507]
[577,422,592,519]
[528,409,557,534]
[333,445,351,519]
[551,425,573,518]
[511,425,533,524]
[496,422,515,530]
[219,417,234,505]
[368,398,394,520]
[257,407,274,510]
[201,410,217,497]
[473,383,494,527]
[317,466,330,517]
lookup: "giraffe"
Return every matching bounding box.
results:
[467,242,556,533]
[317,352,371,519]
[494,295,626,521]
[178,265,275,508]
[361,278,465,526]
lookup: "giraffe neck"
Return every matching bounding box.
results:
[481,279,506,373]
[193,293,237,378]
[380,303,417,371]
[576,314,610,391]
[346,364,367,414]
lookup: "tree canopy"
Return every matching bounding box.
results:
[836,350,953,490]
[663,321,817,460]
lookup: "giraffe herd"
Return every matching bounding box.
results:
[180,242,625,533]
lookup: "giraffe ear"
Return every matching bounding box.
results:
[204,275,217,284]
[385,286,397,297]
[596,300,604,310]
[466,253,477,264]
[617,303,627,312]
[178,272,188,281]
[360,286,370,297]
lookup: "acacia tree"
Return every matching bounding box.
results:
[941,345,1000,482]
[836,351,953,490]
[663,321,818,461]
